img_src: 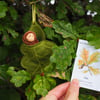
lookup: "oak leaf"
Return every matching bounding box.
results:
[78,60,84,66]
[83,70,88,73]
[81,48,89,64]
[51,72,65,79]
[88,52,100,64]
[89,66,100,75]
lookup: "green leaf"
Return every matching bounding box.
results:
[47,77,56,89]
[0,88,21,100]
[86,0,100,23]
[0,24,5,32]
[87,33,100,49]
[52,20,77,39]
[7,67,31,87]
[64,0,73,5]
[44,63,56,73]
[0,65,9,80]
[97,96,100,100]
[9,6,18,20]
[72,19,86,33]
[86,0,100,15]
[7,67,16,76]
[7,28,19,38]
[71,3,85,16]
[93,14,100,23]
[33,75,56,96]
[2,33,11,46]
[56,0,67,19]
[50,40,76,71]
[22,12,31,32]
[25,82,36,100]
[44,27,63,44]
[44,27,55,40]
[65,67,72,81]
[45,63,66,80]
[0,1,8,18]
[20,40,55,75]
[0,47,8,62]
[86,26,100,48]
[79,94,96,100]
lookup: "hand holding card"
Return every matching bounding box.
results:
[71,39,100,92]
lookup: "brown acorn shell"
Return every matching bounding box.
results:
[22,31,39,45]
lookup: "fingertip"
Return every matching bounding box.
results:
[71,79,79,87]
[48,82,70,99]
[64,79,80,100]
[40,94,57,100]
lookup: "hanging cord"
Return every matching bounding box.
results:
[30,0,44,5]
[32,4,36,24]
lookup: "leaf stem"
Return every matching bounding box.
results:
[88,67,92,76]
[32,4,36,24]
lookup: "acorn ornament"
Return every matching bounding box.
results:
[20,4,56,75]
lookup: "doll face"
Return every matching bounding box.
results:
[26,33,35,42]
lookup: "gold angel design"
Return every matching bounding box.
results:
[78,48,100,75]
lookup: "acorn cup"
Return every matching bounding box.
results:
[20,4,55,75]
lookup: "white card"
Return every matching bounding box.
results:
[71,39,100,92]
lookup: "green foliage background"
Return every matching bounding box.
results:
[0,0,100,100]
